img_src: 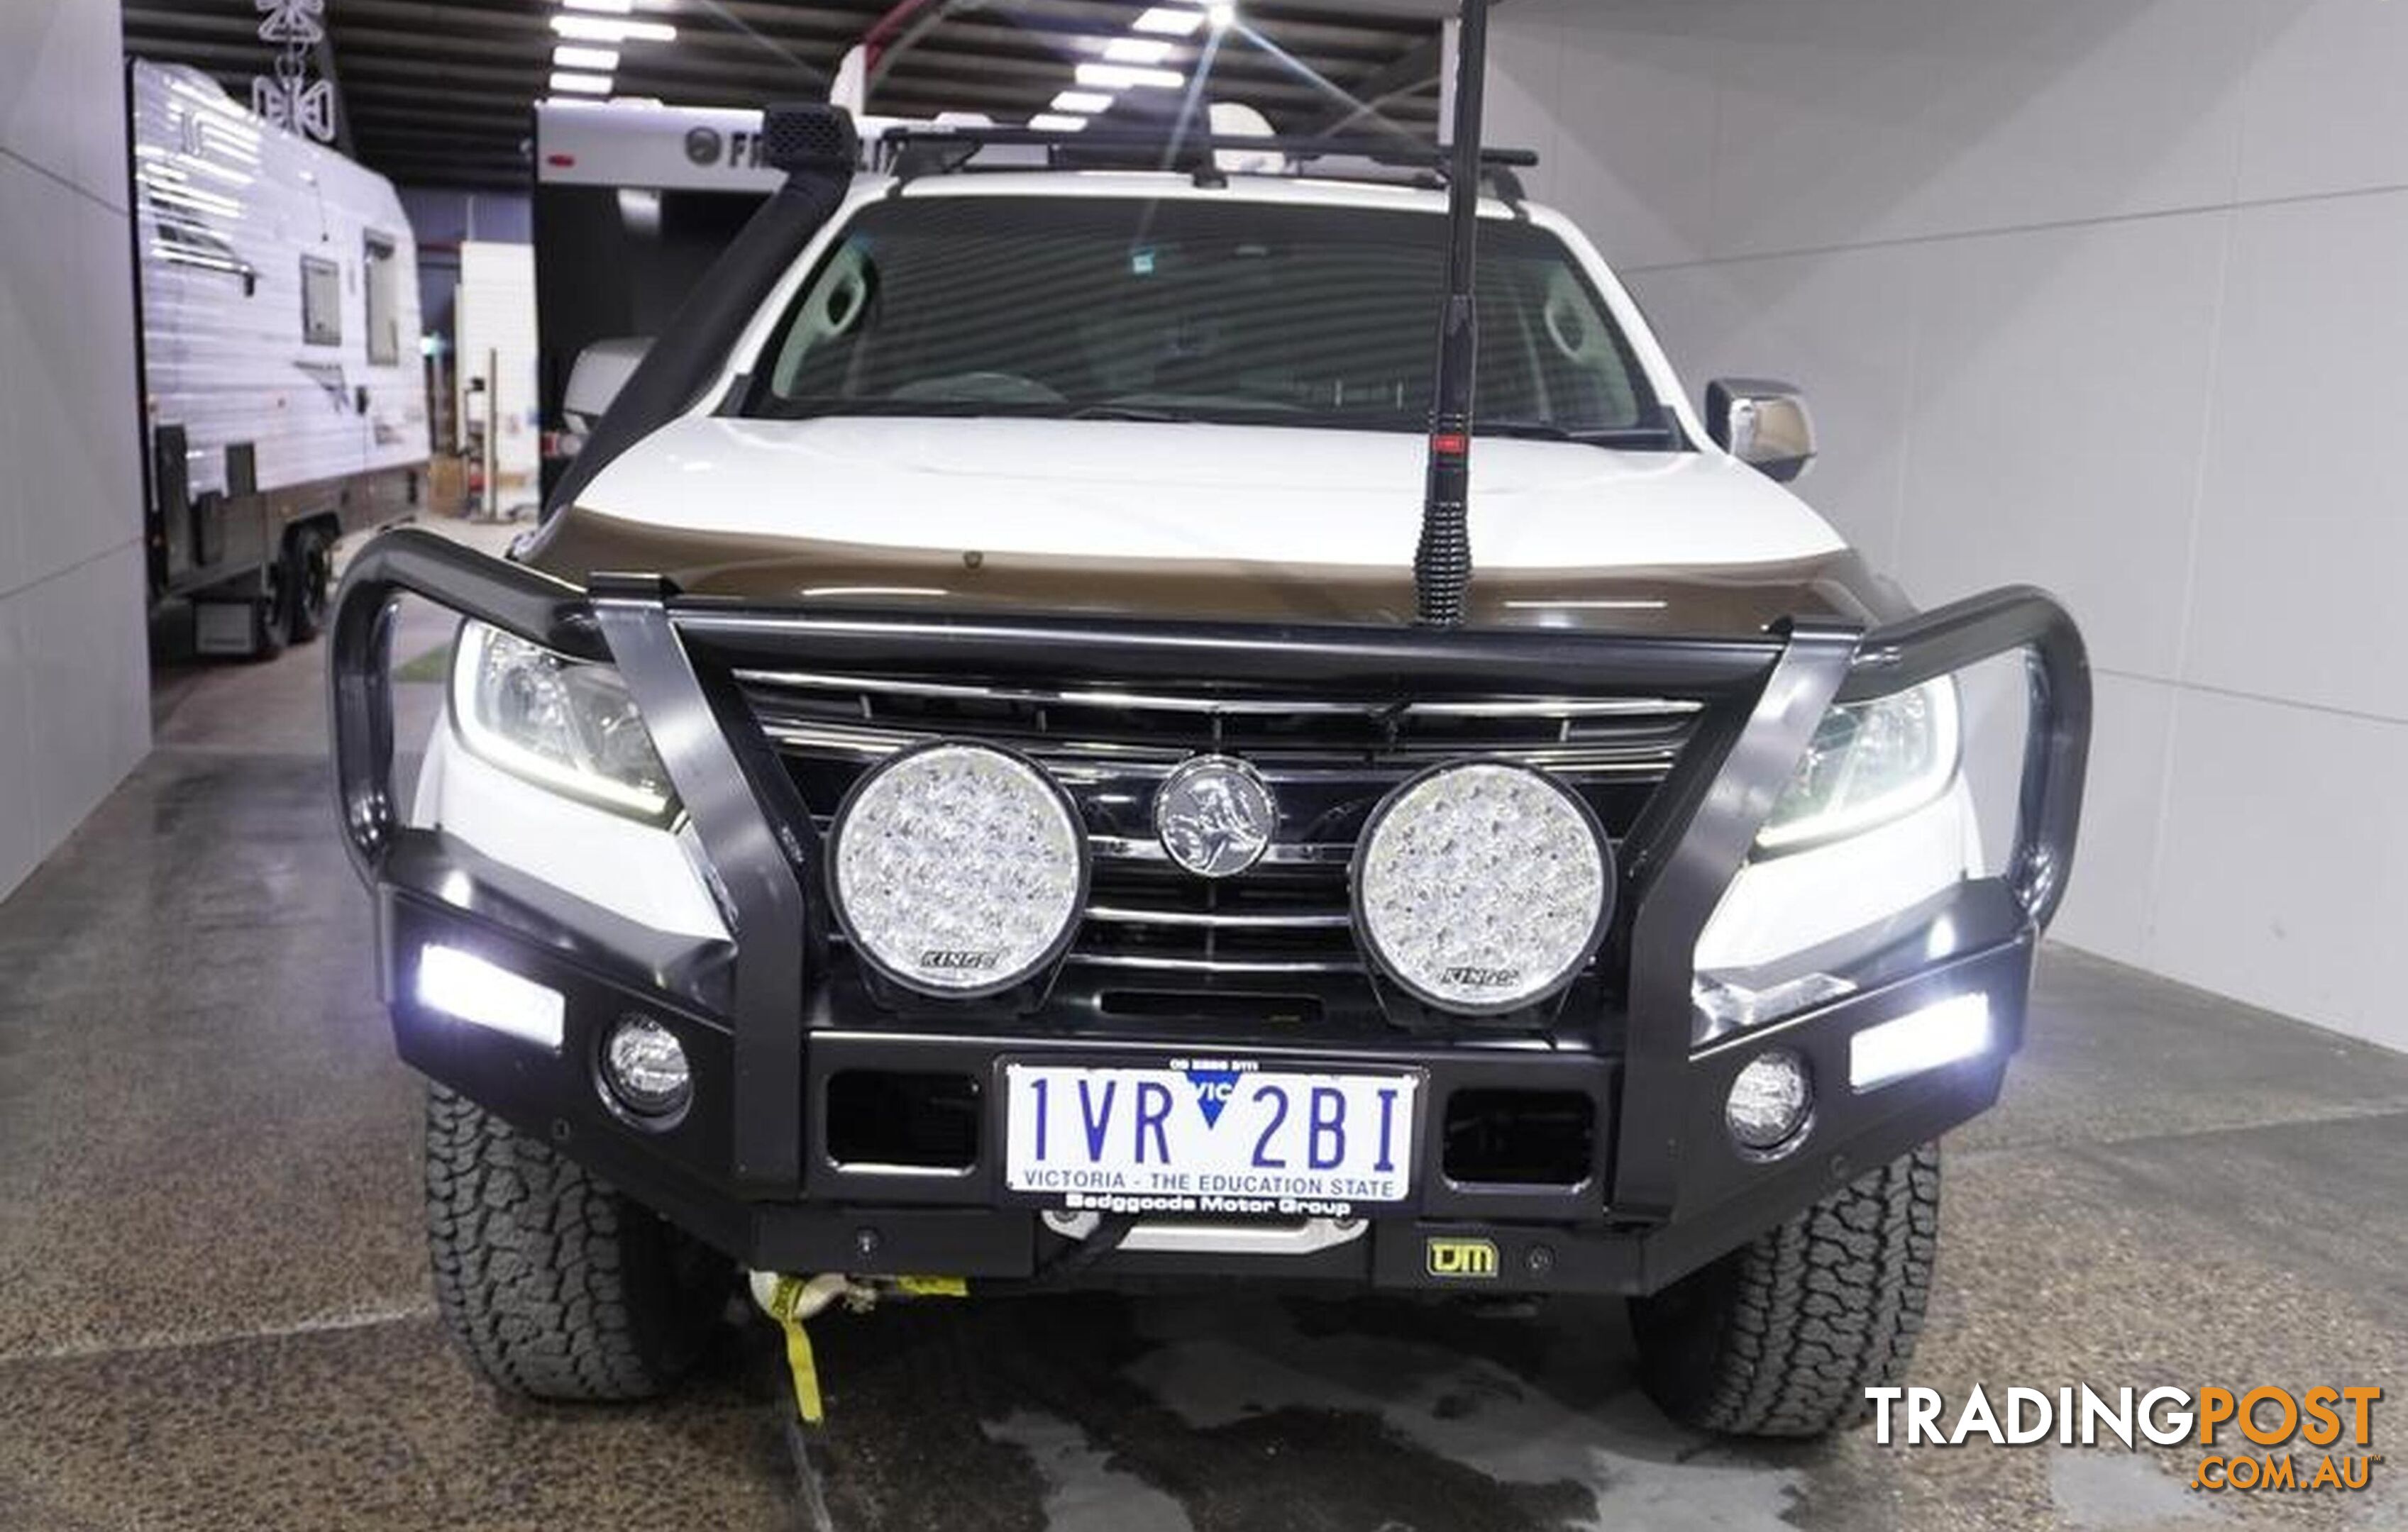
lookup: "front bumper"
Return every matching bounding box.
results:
[332,532,2088,1295]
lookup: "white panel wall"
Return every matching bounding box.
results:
[0,0,150,897]
[454,240,541,510]
[1491,0,2408,1050]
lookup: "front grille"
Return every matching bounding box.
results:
[739,670,1699,1028]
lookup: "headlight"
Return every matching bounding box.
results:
[828,742,1087,998]
[450,621,675,822]
[1756,677,1960,853]
[1352,761,1612,1016]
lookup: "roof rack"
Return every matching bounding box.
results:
[869,124,1536,199]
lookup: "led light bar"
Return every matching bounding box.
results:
[549,71,614,96]
[552,45,620,70]
[1051,90,1114,114]
[1850,993,1992,1090]
[416,945,565,1051]
[1029,113,1091,133]
[1076,62,1184,90]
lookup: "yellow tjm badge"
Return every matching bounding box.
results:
[1425,1236,1500,1280]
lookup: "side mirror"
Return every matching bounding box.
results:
[1705,377,1816,484]
[563,337,653,431]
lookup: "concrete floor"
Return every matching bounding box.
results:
[4,526,2404,1531]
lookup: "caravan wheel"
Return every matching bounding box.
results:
[283,526,335,643]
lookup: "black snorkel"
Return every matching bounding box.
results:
[1415,0,1489,627]
[543,103,859,519]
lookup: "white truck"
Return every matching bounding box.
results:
[129,60,429,656]
[327,101,2091,1442]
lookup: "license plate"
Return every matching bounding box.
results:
[1003,1062,1419,1211]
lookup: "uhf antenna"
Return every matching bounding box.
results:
[1414,0,1489,626]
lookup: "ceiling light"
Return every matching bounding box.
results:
[1029,113,1091,133]
[1051,90,1114,114]
[550,70,614,95]
[1076,62,1184,90]
[1208,1,1237,27]
[550,14,675,43]
[1103,36,1176,64]
[1132,5,1207,36]
[552,45,619,70]
[560,0,635,11]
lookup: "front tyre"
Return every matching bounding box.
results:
[424,1086,731,1401]
[1629,1143,1940,1438]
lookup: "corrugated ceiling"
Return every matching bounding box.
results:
[122,1,1447,190]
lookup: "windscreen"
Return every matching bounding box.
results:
[747,194,1674,444]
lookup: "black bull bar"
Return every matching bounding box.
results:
[329,528,2089,1287]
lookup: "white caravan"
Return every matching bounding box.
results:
[129,60,430,655]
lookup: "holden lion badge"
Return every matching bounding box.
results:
[1154,755,1277,879]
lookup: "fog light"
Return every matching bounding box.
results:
[602,1014,691,1117]
[1725,1050,1812,1155]
[416,945,564,1051]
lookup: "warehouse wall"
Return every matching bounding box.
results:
[1489,0,2408,1050]
[0,0,150,897]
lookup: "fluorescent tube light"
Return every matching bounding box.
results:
[1051,90,1115,114]
[552,45,620,70]
[551,14,676,43]
[550,71,615,96]
[1029,113,1091,133]
[1103,36,1176,64]
[1076,62,1184,90]
[1133,6,1207,36]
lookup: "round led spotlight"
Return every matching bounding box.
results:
[1725,1049,1813,1156]
[829,741,1088,999]
[1351,760,1612,1016]
[602,1014,692,1119]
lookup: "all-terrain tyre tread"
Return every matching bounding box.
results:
[1633,1143,1940,1438]
[424,1085,711,1401]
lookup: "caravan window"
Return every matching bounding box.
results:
[364,235,401,365]
[301,254,342,346]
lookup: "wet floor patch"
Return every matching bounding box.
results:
[798,1292,1809,1532]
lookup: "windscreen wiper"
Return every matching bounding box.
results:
[1067,404,1200,423]
[1477,419,1684,450]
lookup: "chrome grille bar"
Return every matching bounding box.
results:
[1086,904,1353,931]
[1086,836,1354,866]
[763,723,1681,779]
[1066,952,1364,977]
[736,667,1701,722]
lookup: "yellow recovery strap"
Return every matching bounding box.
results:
[759,1273,968,1426]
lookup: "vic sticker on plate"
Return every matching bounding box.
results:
[1003,1061,1417,1216]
